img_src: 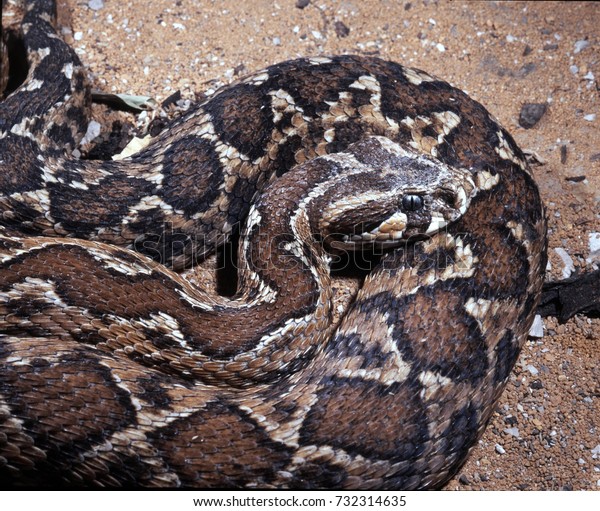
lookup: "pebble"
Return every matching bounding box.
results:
[570,65,579,74]
[295,0,310,8]
[74,31,83,41]
[554,247,575,278]
[504,427,520,438]
[80,120,101,146]
[529,315,544,338]
[583,114,596,122]
[334,21,350,38]
[526,364,539,376]
[530,379,544,390]
[588,233,600,264]
[519,103,547,129]
[592,445,600,458]
[574,39,590,53]
[435,43,446,52]
[495,444,506,454]
[88,0,104,10]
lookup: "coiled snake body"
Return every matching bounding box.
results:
[0,0,547,488]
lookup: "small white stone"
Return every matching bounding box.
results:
[583,114,596,122]
[495,444,506,455]
[569,65,579,74]
[172,23,185,30]
[74,31,83,41]
[435,43,445,52]
[504,427,520,438]
[272,37,281,46]
[506,34,516,42]
[584,71,595,81]
[588,233,600,264]
[428,18,436,25]
[574,39,590,53]
[312,30,323,40]
[554,247,575,278]
[592,444,600,458]
[526,364,539,376]
[80,120,101,146]
[88,0,104,10]
[528,315,544,338]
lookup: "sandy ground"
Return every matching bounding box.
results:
[5,0,600,490]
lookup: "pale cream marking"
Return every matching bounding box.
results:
[1,278,67,308]
[425,215,448,234]
[506,220,524,242]
[25,79,44,91]
[495,130,527,170]
[308,57,333,65]
[418,370,453,401]
[242,71,270,85]
[10,117,37,140]
[390,234,478,300]
[251,312,320,353]
[175,288,215,311]
[403,66,436,86]
[464,297,492,320]
[112,135,153,160]
[68,180,89,190]
[86,246,154,276]
[331,311,412,386]
[237,206,278,302]
[432,110,461,138]
[130,312,189,349]
[8,188,52,215]
[279,444,394,487]
[62,62,74,80]
[268,88,302,124]
[475,169,501,191]
[239,381,322,448]
[37,47,51,59]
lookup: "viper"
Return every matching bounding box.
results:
[0,0,547,488]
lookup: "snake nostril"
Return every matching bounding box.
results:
[401,194,424,212]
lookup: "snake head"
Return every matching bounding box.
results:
[313,136,476,251]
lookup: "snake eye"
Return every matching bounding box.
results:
[401,194,424,212]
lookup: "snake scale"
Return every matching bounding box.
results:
[0,0,547,489]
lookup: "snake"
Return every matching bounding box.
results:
[0,0,547,489]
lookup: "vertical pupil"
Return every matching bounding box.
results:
[402,195,423,211]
